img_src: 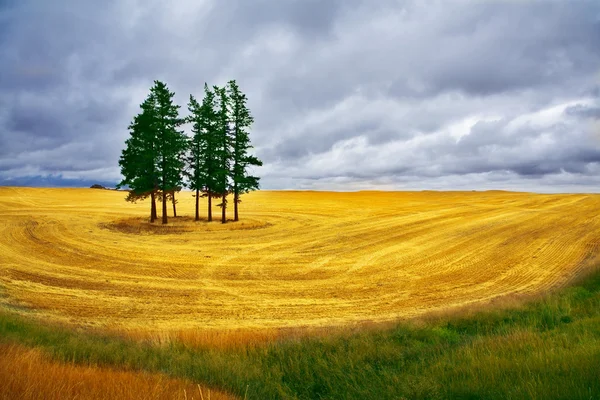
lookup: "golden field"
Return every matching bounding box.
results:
[1,187,599,334]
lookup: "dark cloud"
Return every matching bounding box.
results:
[214,0,349,38]
[1,0,600,191]
[565,105,600,119]
[422,2,600,96]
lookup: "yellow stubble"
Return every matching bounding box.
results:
[1,187,599,334]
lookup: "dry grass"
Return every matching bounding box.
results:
[0,343,236,400]
[1,187,600,335]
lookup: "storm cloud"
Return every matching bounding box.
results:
[1,0,600,191]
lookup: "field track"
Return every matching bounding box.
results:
[1,187,599,332]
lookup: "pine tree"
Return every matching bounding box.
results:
[150,80,187,224]
[186,84,219,221]
[117,93,159,222]
[227,80,263,221]
[119,79,261,226]
[213,85,232,224]
[186,94,203,221]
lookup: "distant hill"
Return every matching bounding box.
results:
[0,176,117,188]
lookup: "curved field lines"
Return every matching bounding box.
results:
[1,187,600,332]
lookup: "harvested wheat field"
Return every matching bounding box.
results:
[1,187,599,333]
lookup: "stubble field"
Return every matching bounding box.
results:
[1,187,599,335]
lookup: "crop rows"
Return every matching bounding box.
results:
[1,187,599,334]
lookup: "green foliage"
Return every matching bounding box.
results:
[186,84,220,197]
[117,94,158,197]
[119,78,262,222]
[212,85,232,199]
[149,80,187,197]
[118,80,186,224]
[227,80,263,199]
[3,267,600,399]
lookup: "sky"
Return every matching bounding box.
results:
[1,0,599,192]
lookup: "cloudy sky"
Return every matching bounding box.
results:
[1,0,599,192]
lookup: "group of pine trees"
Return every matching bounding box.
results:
[117,80,262,224]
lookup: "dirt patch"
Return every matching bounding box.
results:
[99,216,272,235]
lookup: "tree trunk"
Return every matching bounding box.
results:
[162,190,168,224]
[195,189,200,221]
[161,139,167,224]
[150,192,157,223]
[221,193,227,224]
[208,191,212,222]
[172,192,177,217]
[234,187,239,222]
[153,193,158,220]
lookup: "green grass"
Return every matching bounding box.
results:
[2,269,600,399]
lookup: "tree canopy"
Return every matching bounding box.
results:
[228,79,263,221]
[119,79,262,224]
